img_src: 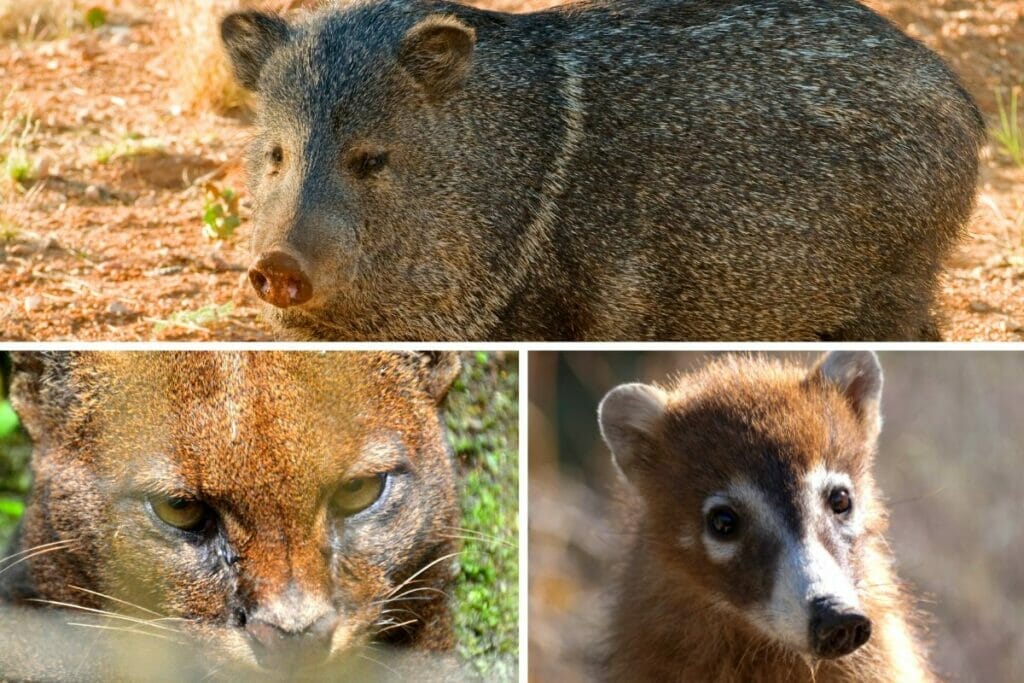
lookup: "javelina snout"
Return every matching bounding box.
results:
[245,189,339,309]
[246,198,342,309]
[243,137,361,310]
[248,249,313,308]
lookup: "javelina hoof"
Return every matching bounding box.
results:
[248,251,313,308]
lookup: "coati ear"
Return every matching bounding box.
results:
[8,352,76,448]
[394,352,462,404]
[598,383,668,484]
[810,351,884,441]
[220,11,291,92]
[399,15,476,102]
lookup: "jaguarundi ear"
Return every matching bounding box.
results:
[598,383,668,485]
[8,352,76,448]
[809,351,884,441]
[394,352,462,404]
[1,352,10,399]
[399,15,476,102]
[220,11,291,92]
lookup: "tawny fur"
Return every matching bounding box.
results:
[0,351,463,681]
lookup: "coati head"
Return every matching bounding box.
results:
[5,351,461,676]
[599,351,886,660]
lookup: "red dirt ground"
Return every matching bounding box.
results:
[1,0,1022,341]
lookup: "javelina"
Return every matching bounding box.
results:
[220,0,983,341]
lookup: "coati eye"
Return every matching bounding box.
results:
[149,496,209,532]
[706,506,739,539]
[346,149,389,179]
[333,474,386,516]
[829,488,853,515]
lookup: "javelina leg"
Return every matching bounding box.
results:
[819,297,942,341]
[916,314,943,341]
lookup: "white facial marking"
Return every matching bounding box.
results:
[755,466,861,652]
[806,464,862,535]
[763,533,861,650]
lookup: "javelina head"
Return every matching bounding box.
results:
[600,352,888,659]
[9,351,461,674]
[221,3,513,340]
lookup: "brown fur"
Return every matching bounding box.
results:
[0,351,462,680]
[602,354,933,682]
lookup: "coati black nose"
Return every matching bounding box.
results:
[809,599,872,658]
[245,611,338,669]
[248,250,313,308]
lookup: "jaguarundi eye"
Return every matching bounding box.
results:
[346,149,389,179]
[829,488,852,515]
[149,496,210,532]
[333,474,386,516]
[706,506,739,539]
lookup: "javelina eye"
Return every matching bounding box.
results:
[333,474,386,516]
[346,149,389,179]
[829,488,852,515]
[149,496,210,532]
[267,144,284,170]
[706,506,739,539]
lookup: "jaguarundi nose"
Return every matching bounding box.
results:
[248,251,313,308]
[809,599,872,658]
[245,611,339,669]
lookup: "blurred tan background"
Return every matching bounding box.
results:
[529,352,1024,682]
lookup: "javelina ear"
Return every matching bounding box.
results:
[220,11,291,92]
[395,352,462,404]
[599,383,668,485]
[8,352,75,448]
[810,351,884,441]
[398,15,476,102]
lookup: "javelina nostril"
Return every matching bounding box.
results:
[810,601,872,658]
[248,251,313,308]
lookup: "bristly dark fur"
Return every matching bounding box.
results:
[223,0,982,341]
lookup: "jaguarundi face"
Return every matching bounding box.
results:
[600,352,887,660]
[6,351,461,676]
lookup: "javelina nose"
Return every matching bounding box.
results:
[248,251,313,308]
[245,611,338,669]
[809,598,872,658]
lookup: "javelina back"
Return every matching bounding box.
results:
[221,0,983,341]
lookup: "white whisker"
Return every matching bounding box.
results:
[28,599,183,634]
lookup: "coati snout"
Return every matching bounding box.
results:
[809,598,872,659]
